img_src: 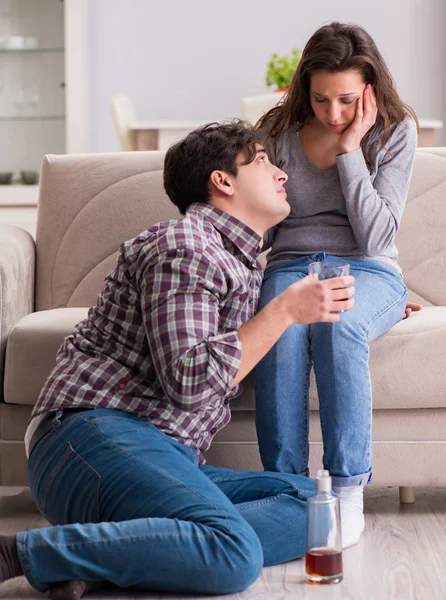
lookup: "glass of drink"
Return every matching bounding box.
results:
[308,258,350,280]
[308,258,351,314]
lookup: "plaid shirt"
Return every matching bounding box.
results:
[32,203,263,462]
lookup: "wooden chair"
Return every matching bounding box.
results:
[110,94,138,151]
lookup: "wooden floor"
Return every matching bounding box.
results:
[0,486,444,599]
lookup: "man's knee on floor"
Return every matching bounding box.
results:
[207,527,263,595]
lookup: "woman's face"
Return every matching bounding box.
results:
[309,69,366,133]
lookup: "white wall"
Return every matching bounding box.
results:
[87,0,445,152]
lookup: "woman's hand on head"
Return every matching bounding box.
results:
[338,84,378,154]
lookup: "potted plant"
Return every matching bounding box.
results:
[265,47,301,92]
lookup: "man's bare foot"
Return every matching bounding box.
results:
[48,580,104,599]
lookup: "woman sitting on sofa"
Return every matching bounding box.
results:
[254,22,421,548]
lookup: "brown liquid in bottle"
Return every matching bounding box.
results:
[305,548,343,583]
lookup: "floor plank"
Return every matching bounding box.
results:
[0,487,444,599]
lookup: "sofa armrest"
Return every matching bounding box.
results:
[0,225,35,402]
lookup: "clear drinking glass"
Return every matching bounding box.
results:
[308,258,350,280]
[308,258,351,313]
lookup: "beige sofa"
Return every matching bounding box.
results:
[1,148,446,494]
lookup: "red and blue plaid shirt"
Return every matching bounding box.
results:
[32,203,263,461]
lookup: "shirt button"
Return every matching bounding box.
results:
[119,383,125,390]
[210,427,217,435]
[248,297,254,304]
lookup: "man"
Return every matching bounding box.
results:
[0,121,354,598]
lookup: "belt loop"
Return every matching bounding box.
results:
[51,409,63,430]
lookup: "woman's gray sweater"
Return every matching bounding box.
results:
[264,119,418,273]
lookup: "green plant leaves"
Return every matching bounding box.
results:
[265,47,301,89]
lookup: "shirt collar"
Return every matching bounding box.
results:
[187,203,263,266]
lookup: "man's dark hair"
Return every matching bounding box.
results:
[163,120,263,215]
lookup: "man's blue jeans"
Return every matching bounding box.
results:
[18,408,315,594]
[255,255,407,486]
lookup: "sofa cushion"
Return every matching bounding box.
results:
[365,306,446,410]
[4,306,446,411]
[35,152,180,311]
[396,151,446,307]
[4,308,89,405]
[231,306,446,412]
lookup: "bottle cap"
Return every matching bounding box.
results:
[316,469,332,493]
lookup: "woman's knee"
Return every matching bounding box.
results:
[312,315,367,346]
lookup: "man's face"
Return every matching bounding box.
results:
[233,145,290,230]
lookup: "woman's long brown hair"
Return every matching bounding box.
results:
[256,22,418,161]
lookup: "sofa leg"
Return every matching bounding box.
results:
[399,486,416,504]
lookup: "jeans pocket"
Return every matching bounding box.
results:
[35,442,101,525]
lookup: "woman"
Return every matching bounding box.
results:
[254,22,420,548]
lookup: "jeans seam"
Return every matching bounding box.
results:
[367,374,373,466]
[303,330,312,471]
[16,532,44,592]
[237,494,286,512]
[367,285,408,331]
[37,442,74,515]
[26,531,216,552]
[363,281,406,472]
[64,442,102,522]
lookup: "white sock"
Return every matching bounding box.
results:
[333,485,365,549]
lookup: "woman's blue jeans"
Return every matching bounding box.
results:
[255,255,407,486]
[18,408,315,594]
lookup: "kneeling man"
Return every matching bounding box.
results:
[0,121,354,598]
